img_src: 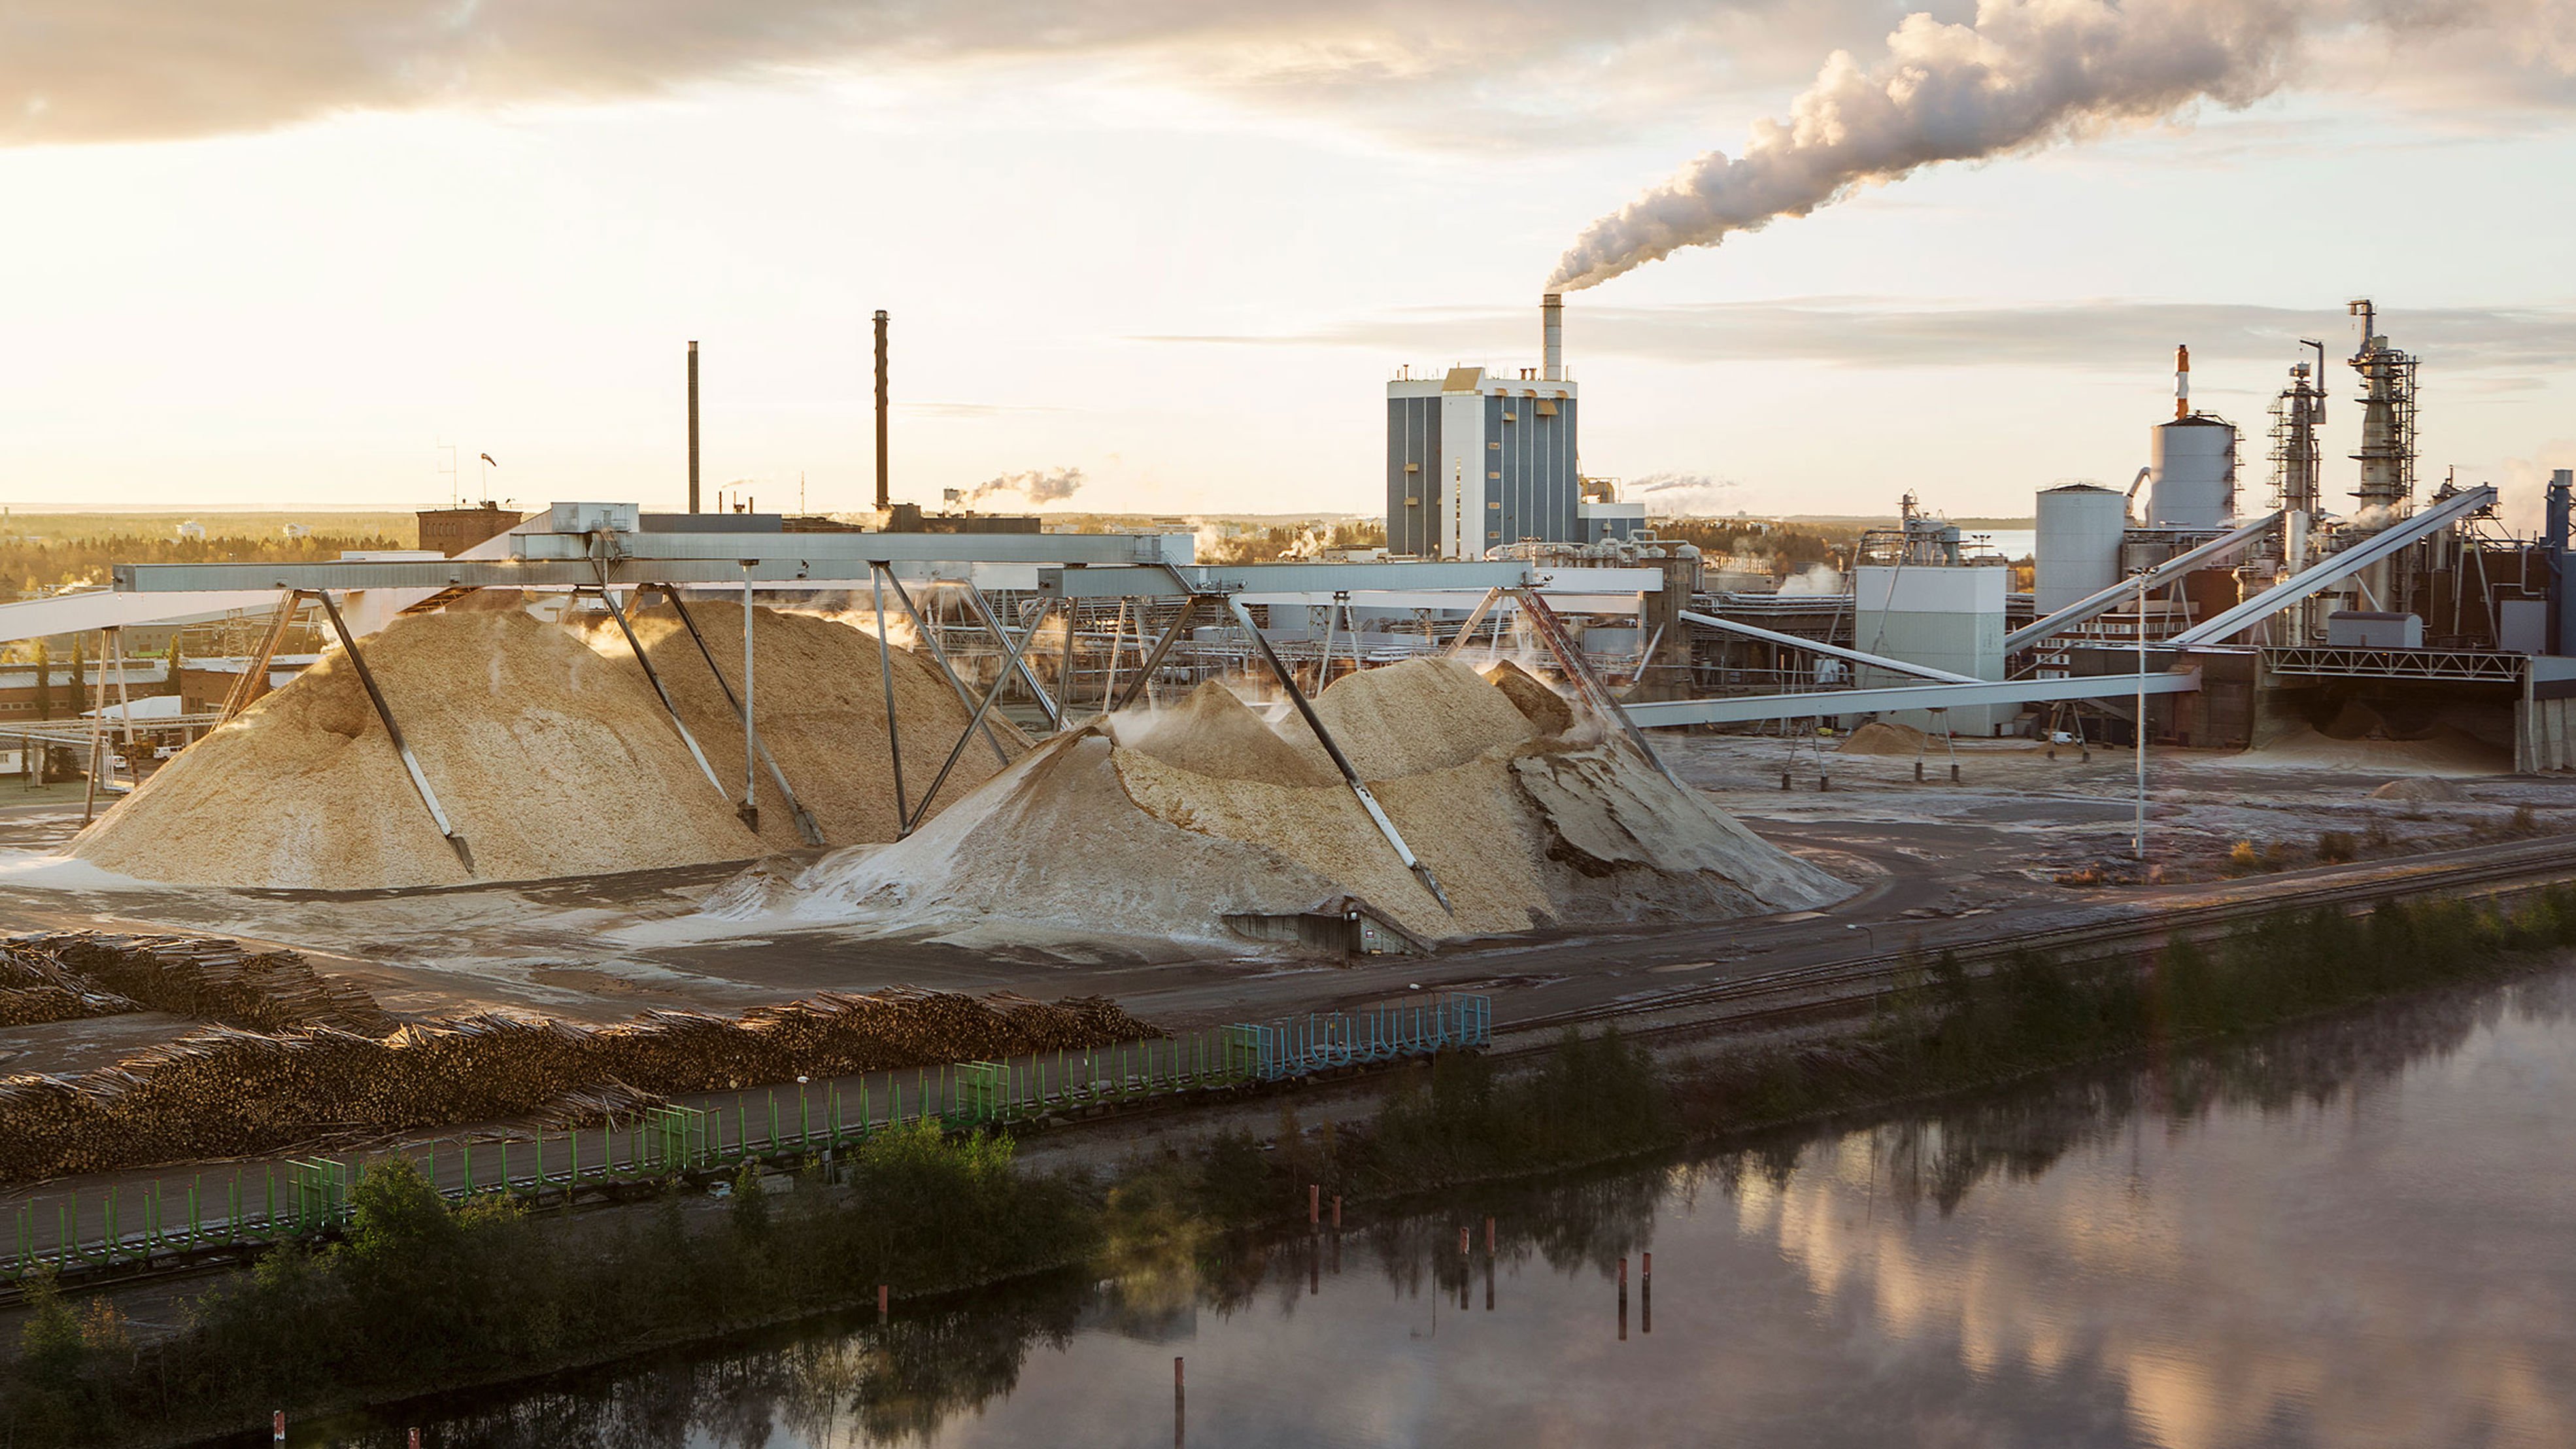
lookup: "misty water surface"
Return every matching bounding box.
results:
[262,967,2576,1449]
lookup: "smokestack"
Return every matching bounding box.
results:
[873,310,890,513]
[2175,343,2190,420]
[1542,293,1565,382]
[687,340,700,514]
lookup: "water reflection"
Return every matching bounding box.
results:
[276,970,2576,1449]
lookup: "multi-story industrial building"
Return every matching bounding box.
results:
[1386,296,1584,558]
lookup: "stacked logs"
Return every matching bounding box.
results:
[0,944,139,1028]
[0,990,1160,1183]
[7,932,388,1034]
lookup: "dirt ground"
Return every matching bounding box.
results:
[3,733,2573,1083]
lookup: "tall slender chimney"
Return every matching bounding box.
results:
[1542,293,1565,382]
[2174,343,2190,420]
[873,310,891,513]
[686,340,701,513]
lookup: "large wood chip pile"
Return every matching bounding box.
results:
[0,989,1159,1183]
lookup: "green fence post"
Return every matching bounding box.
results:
[569,1130,581,1189]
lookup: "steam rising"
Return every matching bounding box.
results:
[962,466,1085,505]
[1631,471,1742,516]
[1548,0,2304,290]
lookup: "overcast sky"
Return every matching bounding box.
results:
[2,1,2572,523]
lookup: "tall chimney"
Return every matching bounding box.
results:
[686,340,701,513]
[2174,343,2190,420]
[873,310,891,513]
[1542,293,1565,383]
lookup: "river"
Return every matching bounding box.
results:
[260,966,2576,1448]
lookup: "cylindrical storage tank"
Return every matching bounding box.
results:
[2035,483,2127,614]
[2147,418,2237,529]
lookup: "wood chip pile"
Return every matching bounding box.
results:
[0,989,1160,1183]
[7,932,389,1034]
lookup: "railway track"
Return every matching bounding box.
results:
[1493,835,2576,1046]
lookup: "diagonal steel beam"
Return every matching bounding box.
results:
[220,593,303,724]
[879,571,1011,768]
[906,596,1062,835]
[1228,596,1452,914]
[1513,587,1680,788]
[869,566,913,836]
[964,585,1061,730]
[1442,588,1503,658]
[1108,596,1201,714]
[588,583,729,801]
[313,589,472,874]
[655,587,825,846]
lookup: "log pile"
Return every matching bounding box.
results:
[0,989,1162,1183]
[7,932,389,1034]
[0,944,139,1028]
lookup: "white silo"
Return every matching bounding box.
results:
[2035,483,2127,614]
[2146,417,2239,529]
[2141,343,2239,530]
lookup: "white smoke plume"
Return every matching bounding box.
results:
[1776,562,1847,596]
[1548,0,2309,290]
[1629,471,1743,516]
[961,466,1085,505]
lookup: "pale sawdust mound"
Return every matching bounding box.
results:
[1480,659,1574,736]
[2247,721,2509,777]
[74,611,763,889]
[1115,747,1551,937]
[739,656,1849,947]
[1107,679,1333,786]
[1840,720,1931,756]
[621,600,1029,847]
[2370,777,2467,803]
[1310,656,1536,776]
[709,731,1351,948]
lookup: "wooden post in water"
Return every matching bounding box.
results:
[1174,1356,1185,1448]
[1618,1255,1629,1342]
[1308,1183,1319,1226]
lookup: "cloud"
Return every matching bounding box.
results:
[1148,296,2576,379]
[10,1,2573,154]
[0,1,1903,149]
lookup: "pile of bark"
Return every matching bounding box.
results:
[8,932,390,1034]
[0,989,1160,1183]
